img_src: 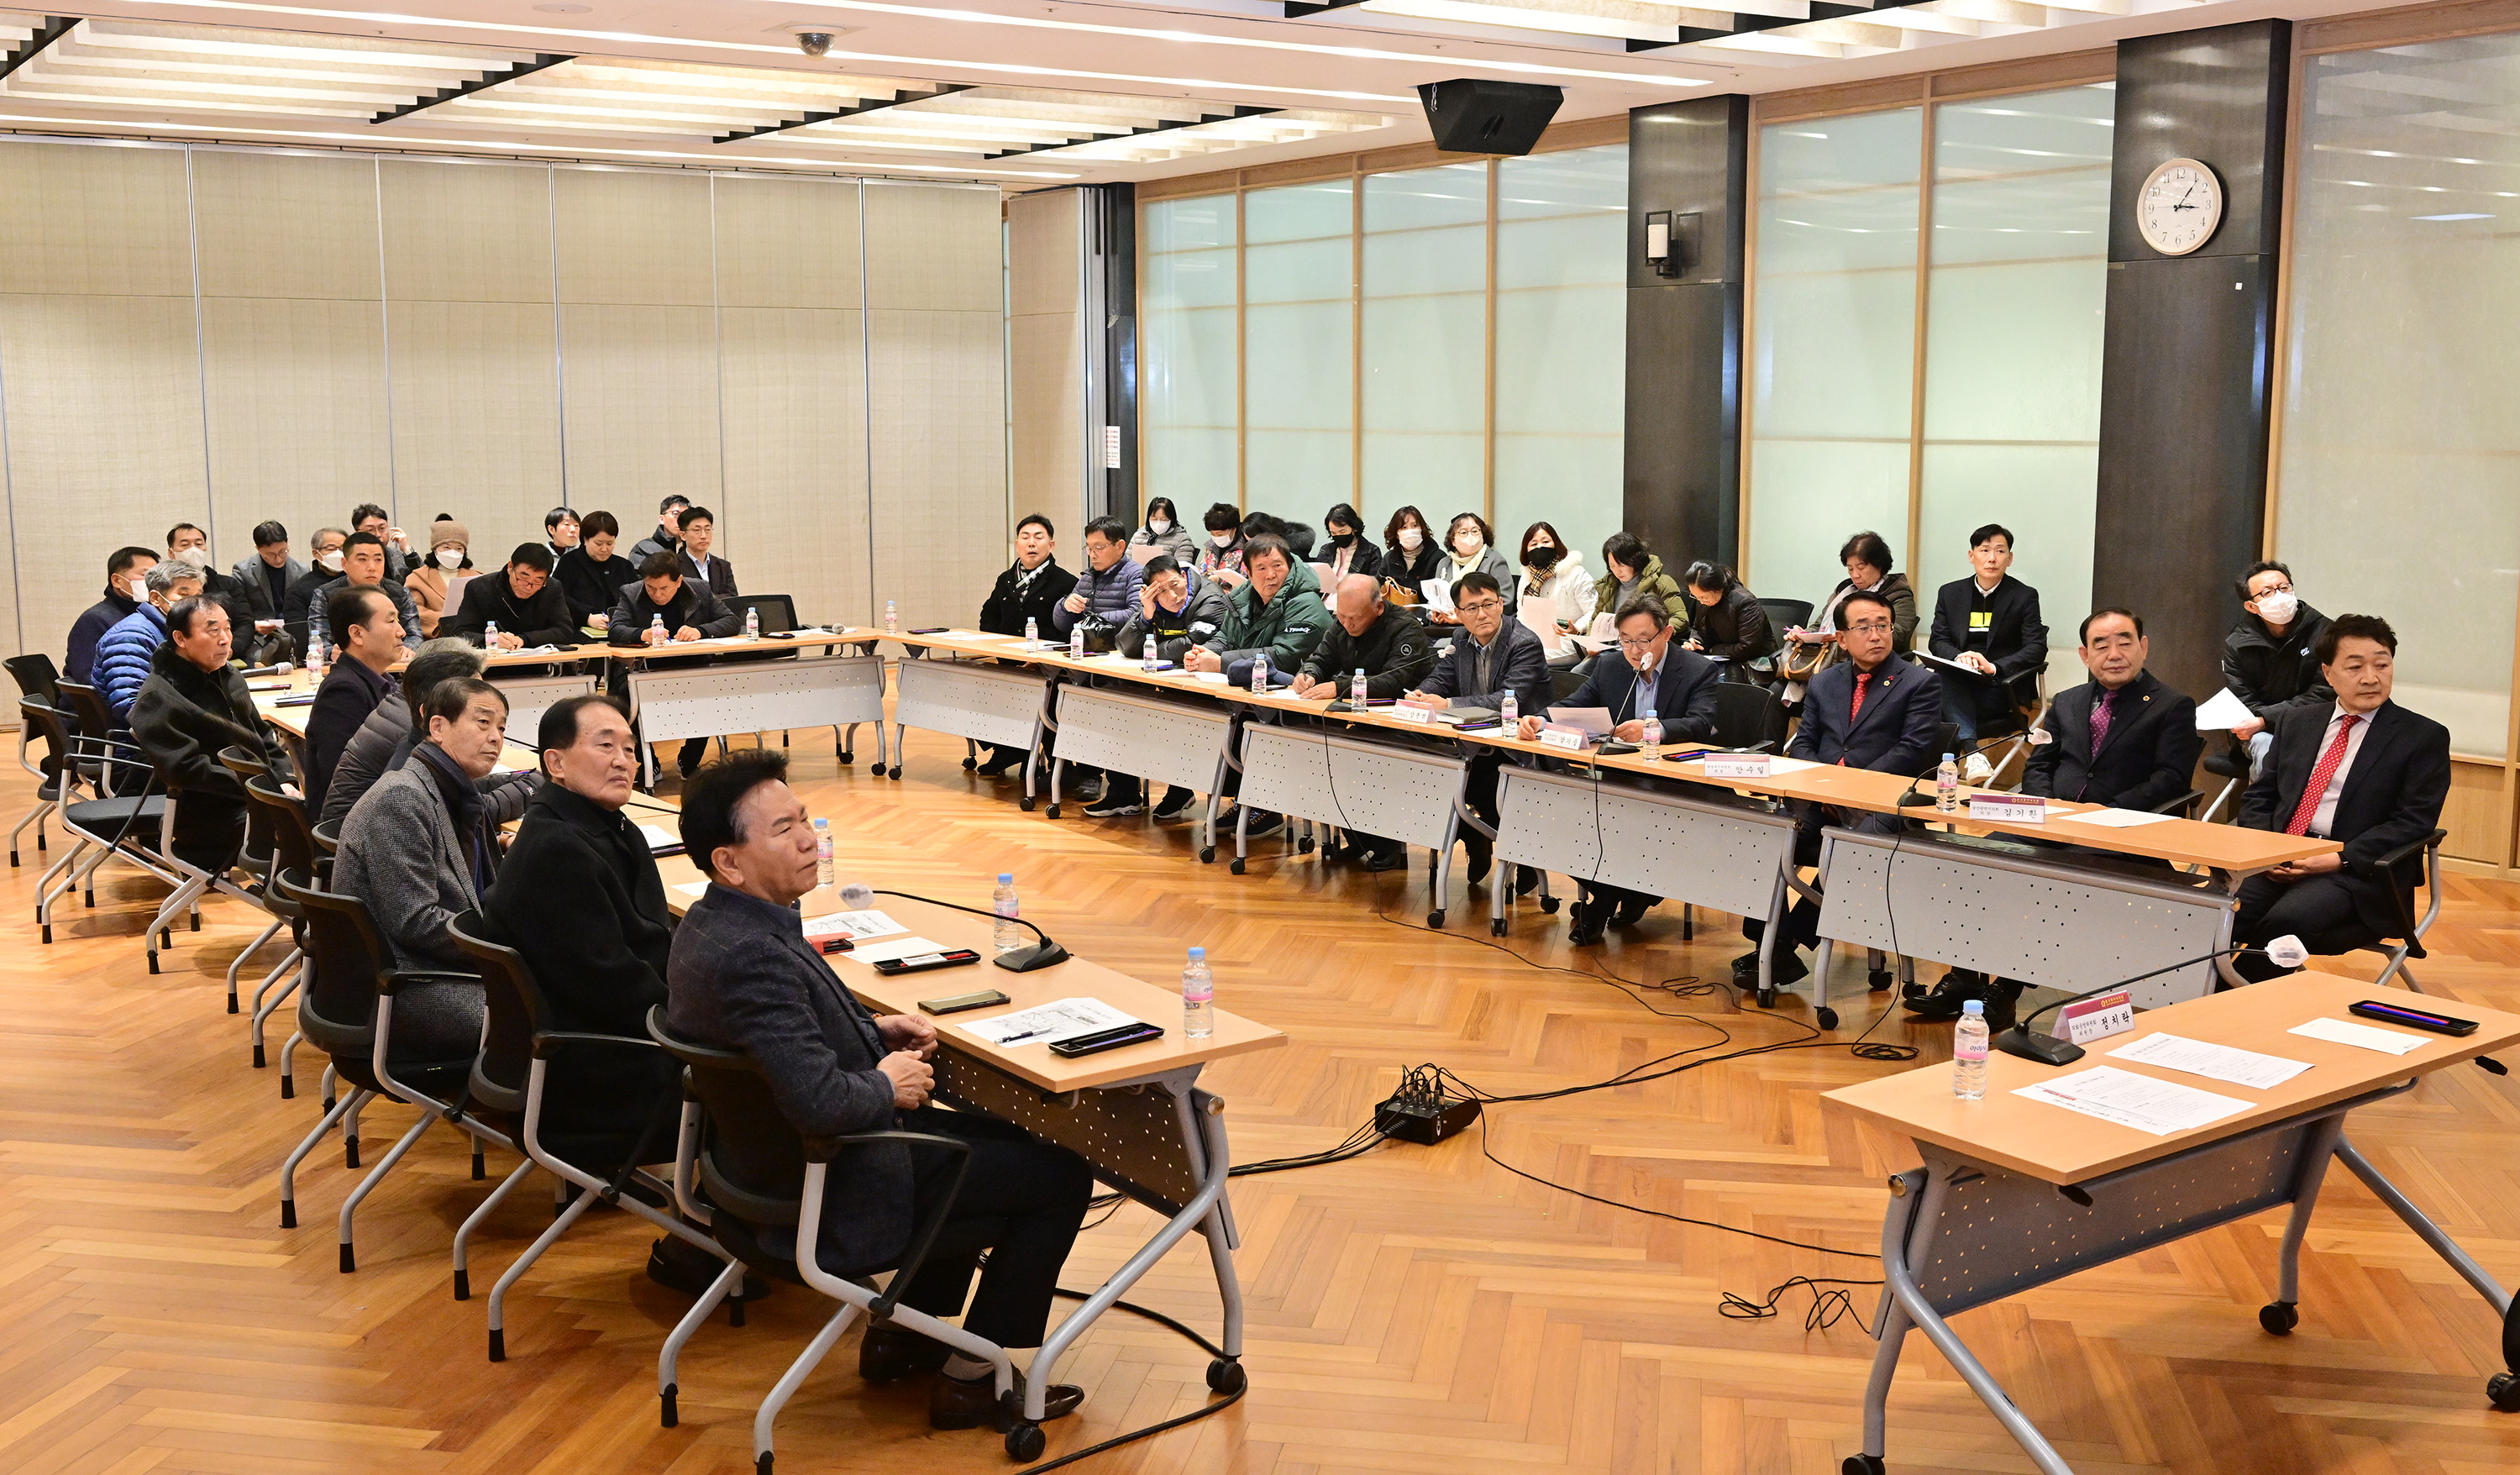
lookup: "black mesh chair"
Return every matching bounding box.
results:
[646,1005,1026,1466]
[2305,828,2449,995]
[36,681,180,943]
[1712,683,1787,753]
[2200,737,2251,823]
[8,654,65,857]
[1757,597,1814,634]
[446,912,725,1360]
[272,874,493,1273]
[242,777,317,1077]
[13,695,71,868]
[727,594,799,635]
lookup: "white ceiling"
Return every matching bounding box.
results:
[0,0,2413,186]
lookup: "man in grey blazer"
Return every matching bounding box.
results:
[663,750,1093,1431]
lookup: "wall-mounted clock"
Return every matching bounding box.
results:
[2137,157,2223,256]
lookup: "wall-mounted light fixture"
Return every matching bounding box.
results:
[1644,209,1698,278]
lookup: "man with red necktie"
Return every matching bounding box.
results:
[2232,613,2449,983]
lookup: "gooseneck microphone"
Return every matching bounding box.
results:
[1995,937,2307,1066]
[866,887,1071,973]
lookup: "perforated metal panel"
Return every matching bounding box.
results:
[1054,685,1233,791]
[486,673,596,743]
[1234,723,1333,821]
[1494,767,1796,916]
[1325,733,1466,849]
[626,655,886,743]
[932,1047,1199,1214]
[1814,828,2231,1007]
[894,658,1047,749]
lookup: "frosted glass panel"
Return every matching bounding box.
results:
[1363,166,1487,522]
[2280,40,2520,757]
[1143,195,1239,510]
[1495,144,1626,573]
[1244,181,1351,510]
[1748,108,1920,613]
[1918,84,2111,692]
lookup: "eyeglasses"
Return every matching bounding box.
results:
[1617,633,1664,649]
[1457,599,1503,616]
[1842,620,1893,636]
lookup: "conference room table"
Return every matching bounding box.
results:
[1824,973,2520,1475]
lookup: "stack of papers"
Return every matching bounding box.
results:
[635,823,683,854]
[2013,1065,2252,1136]
[843,936,952,965]
[2107,1032,2313,1089]
[960,997,1138,1047]
[801,909,906,942]
[2195,688,2254,732]
[2288,1016,2428,1055]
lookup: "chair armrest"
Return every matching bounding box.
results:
[803,1130,973,1319]
[531,1029,660,1060]
[801,1127,970,1165]
[2360,828,2448,874]
[378,968,480,995]
[2149,788,2203,816]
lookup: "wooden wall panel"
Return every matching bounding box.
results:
[864,182,1004,312]
[559,304,721,517]
[719,307,869,627]
[713,175,863,312]
[554,168,713,308]
[2443,758,2510,868]
[0,141,193,297]
[867,308,1006,628]
[1009,190,1083,524]
[192,151,381,302]
[380,159,554,305]
[386,302,564,546]
[201,297,391,556]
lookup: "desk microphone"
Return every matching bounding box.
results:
[1596,651,1654,756]
[867,888,1071,973]
[241,662,293,679]
[1996,937,2307,1066]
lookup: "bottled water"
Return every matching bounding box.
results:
[648,613,666,645]
[1250,653,1269,696]
[1935,753,1961,814]
[744,606,759,641]
[1500,689,1518,726]
[992,874,1022,953]
[813,817,833,889]
[1144,635,1159,672]
[1068,622,1084,659]
[885,600,898,635]
[483,621,499,649]
[308,638,328,680]
[1351,667,1366,706]
[1182,947,1213,1039]
[1024,617,1038,651]
[1953,1000,1988,1100]
[1641,706,1661,748]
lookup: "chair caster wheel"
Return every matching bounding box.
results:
[1841,1457,1886,1475]
[1755,988,1777,1010]
[963,757,977,769]
[1868,968,1894,993]
[1539,897,1560,915]
[1427,910,1446,929]
[1200,846,1215,863]
[2259,1301,2298,1335]
[454,1268,470,1301]
[1019,796,1035,812]
[838,751,853,766]
[1229,858,1247,875]
[1491,919,1508,937]
[660,1384,678,1428]
[1047,804,1061,819]
[1297,837,1314,854]
[1005,1420,1045,1462]
[2488,1371,2520,1411]
[1816,1006,1840,1030]
[1206,1357,1247,1394]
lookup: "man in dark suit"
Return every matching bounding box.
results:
[1513,594,1720,943]
[2232,613,2449,982]
[1927,522,2047,743]
[671,505,738,601]
[1737,590,1940,989]
[301,586,404,816]
[662,751,1093,1428]
[2024,608,2201,813]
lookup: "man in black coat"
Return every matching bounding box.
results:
[128,597,289,873]
[662,751,1093,1427]
[282,528,347,659]
[442,543,580,649]
[608,552,744,778]
[2232,613,2451,982]
[1927,522,2048,743]
[2222,560,2333,766]
[302,586,404,816]
[68,547,158,685]
[975,514,1077,778]
[2024,608,2201,814]
[1282,574,1441,869]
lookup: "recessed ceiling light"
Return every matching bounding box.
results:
[533,3,591,12]
[2412,213,2492,221]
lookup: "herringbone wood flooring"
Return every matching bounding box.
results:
[5,723,2520,1475]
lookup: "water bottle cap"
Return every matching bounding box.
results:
[997,873,1013,884]
[1961,1000,1984,1016]
[1942,752,1955,760]
[1188,947,1205,958]
[813,816,828,828]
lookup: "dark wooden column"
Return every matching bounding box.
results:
[1624,94,1747,570]
[2092,20,2289,700]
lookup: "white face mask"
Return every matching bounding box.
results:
[123,575,150,601]
[171,545,207,570]
[1398,528,1424,552]
[1212,532,1235,549]
[317,550,344,573]
[2255,590,2298,624]
[1149,518,1171,536]
[435,548,464,570]
[1453,535,1483,558]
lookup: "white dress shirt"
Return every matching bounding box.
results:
[2308,701,2374,837]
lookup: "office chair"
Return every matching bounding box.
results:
[36,682,182,944]
[13,695,71,868]
[1713,683,1786,753]
[2200,738,2251,823]
[241,775,317,1075]
[1756,596,1814,634]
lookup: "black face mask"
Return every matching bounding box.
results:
[1329,530,1357,548]
[1525,544,1562,571]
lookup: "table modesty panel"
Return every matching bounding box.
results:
[1494,767,1799,918]
[1053,684,1233,793]
[623,655,885,743]
[892,658,1047,750]
[1237,724,1467,851]
[1812,827,2230,1008]
[485,673,598,743]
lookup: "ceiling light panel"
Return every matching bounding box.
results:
[0,18,532,117]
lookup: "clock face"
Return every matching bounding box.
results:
[2138,157,2223,256]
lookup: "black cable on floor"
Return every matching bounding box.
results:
[1001,1288,1245,1472]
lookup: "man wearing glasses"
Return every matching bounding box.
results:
[1737,590,1940,990]
[1409,570,1551,888]
[1513,594,1721,945]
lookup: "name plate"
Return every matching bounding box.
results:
[1968,794,2045,824]
[1538,726,1588,753]
[1704,755,1771,779]
[2060,990,2135,1046]
[1387,701,1436,725]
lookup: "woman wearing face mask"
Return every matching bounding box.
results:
[1319,502,1382,585]
[1127,496,1199,568]
[1517,522,1591,669]
[1381,506,1441,594]
[1197,501,1248,589]
[404,517,472,638]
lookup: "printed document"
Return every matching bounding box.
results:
[2107,1032,2313,1089]
[2013,1064,2253,1136]
[960,997,1138,1047]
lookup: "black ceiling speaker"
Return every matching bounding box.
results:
[1417,79,1564,156]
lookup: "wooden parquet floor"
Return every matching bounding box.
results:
[6,723,2520,1475]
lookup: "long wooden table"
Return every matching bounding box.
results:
[1824,973,2520,1474]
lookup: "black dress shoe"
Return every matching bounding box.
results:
[1567,900,1606,947]
[1730,949,1762,986]
[1362,848,1409,873]
[1462,837,1493,886]
[860,1322,953,1383]
[1904,970,1982,1019]
[1611,894,1651,927]
[974,755,1016,778]
[1515,865,1539,897]
[931,1369,1084,1430]
[1730,947,1809,988]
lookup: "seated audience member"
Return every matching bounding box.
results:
[1318,502,1381,585]
[406,517,471,638]
[2223,560,2332,764]
[97,560,207,723]
[664,751,1095,1425]
[1679,562,1778,681]
[1737,591,1940,989]
[629,495,690,564]
[1094,556,1231,821]
[1127,496,1198,567]
[674,505,737,600]
[284,528,348,654]
[129,596,289,874]
[1592,534,1687,638]
[1196,501,1247,588]
[609,551,743,778]
[1252,509,1315,563]
[1285,575,1440,870]
[1515,595,1720,942]
[555,511,638,632]
[349,502,414,581]
[1184,537,1327,837]
[334,677,509,1056]
[1408,570,1551,884]
[1782,531,1916,704]
[235,521,304,644]
[1517,522,1591,668]
[1928,522,2047,743]
[70,547,159,685]
[1439,513,1513,603]
[443,543,578,650]
[302,586,407,816]
[1051,517,1144,638]
[319,639,534,830]
[307,532,425,656]
[1382,506,1442,594]
[166,522,282,664]
[2230,614,2449,983]
[545,507,580,562]
[974,514,1076,779]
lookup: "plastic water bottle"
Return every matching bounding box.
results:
[1935,752,1961,814]
[885,600,898,635]
[813,817,833,889]
[1068,622,1084,659]
[648,613,665,645]
[1250,653,1269,696]
[1500,689,1518,727]
[1641,705,1662,748]
[1351,667,1366,706]
[1024,616,1038,652]
[1144,635,1159,672]
[307,638,328,680]
[744,606,759,641]
[483,620,499,649]
[1953,1000,1989,1100]
[992,874,1022,953]
[1183,947,1213,1039]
